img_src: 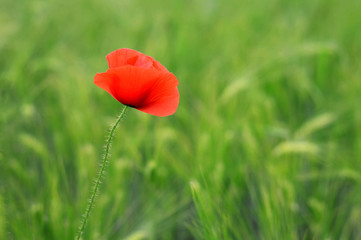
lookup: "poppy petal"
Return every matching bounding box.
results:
[128,55,154,69]
[106,49,140,68]
[94,71,120,101]
[151,59,169,73]
[94,66,179,116]
[106,48,169,73]
[136,86,179,117]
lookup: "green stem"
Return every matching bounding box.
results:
[76,105,128,240]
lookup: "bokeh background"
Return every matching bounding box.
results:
[1,0,361,239]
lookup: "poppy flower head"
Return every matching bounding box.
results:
[94,49,179,117]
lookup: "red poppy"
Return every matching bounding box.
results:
[94,48,179,117]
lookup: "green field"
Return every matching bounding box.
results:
[1,0,361,239]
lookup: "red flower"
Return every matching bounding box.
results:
[94,48,179,117]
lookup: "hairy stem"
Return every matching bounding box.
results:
[76,105,128,240]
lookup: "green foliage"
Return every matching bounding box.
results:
[1,0,361,239]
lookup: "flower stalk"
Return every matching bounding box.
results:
[76,105,128,240]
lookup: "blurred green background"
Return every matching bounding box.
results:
[1,0,361,239]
